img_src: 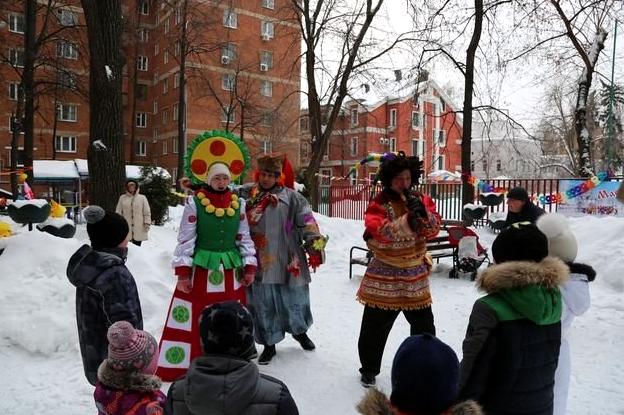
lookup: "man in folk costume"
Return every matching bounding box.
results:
[356,151,441,387]
[243,153,327,365]
[156,131,257,381]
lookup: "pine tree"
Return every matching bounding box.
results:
[139,166,177,226]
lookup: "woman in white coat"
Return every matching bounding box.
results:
[116,179,151,246]
[536,213,595,415]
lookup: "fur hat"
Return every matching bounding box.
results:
[378,152,423,189]
[257,153,285,175]
[507,187,529,202]
[199,301,255,360]
[84,205,129,250]
[106,321,159,374]
[535,213,578,263]
[492,222,548,264]
[206,162,231,184]
[390,334,460,415]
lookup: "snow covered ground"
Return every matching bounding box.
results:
[0,209,623,414]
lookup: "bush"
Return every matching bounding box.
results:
[139,166,178,225]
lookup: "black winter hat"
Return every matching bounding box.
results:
[199,301,255,360]
[84,205,129,250]
[492,222,548,264]
[507,187,529,202]
[390,334,460,415]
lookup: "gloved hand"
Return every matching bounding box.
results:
[242,264,257,286]
[175,266,193,293]
[406,194,427,218]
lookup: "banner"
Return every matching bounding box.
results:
[558,180,623,217]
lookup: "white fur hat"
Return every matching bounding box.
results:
[206,162,231,184]
[535,213,578,263]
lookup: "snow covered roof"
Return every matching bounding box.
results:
[33,160,80,180]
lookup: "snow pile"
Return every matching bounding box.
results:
[0,212,622,414]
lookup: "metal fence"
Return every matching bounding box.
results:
[317,177,623,221]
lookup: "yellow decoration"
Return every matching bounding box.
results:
[197,192,206,200]
[226,207,235,217]
[0,222,12,238]
[231,201,240,210]
[189,136,246,183]
[201,198,211,206]
[312,236,329,251]
[18,173,28,183]
[231,194,238,202]
[49,200,66,218]
[205,205,216,213]
[215,208,225,217]
[200,193,240,217]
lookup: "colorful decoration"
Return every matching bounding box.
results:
[49,200,66,218]
[184,130,250,185]
[196,192,239,217]
[0,222,12,238]
[312,235,329,252]
[345,152,392,180]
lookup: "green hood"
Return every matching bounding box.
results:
[481,285,562,324]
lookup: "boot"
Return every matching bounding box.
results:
[360,373,376,388]
[258,345,276,365]
[293,332,316,351]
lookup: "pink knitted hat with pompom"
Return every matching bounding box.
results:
[107,321,158,373]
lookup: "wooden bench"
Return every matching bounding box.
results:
[349,219,463,279]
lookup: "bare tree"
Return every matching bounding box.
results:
[80,0,126,210]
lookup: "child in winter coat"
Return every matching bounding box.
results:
[357,334,482,415]
[536,213,595,415]
[67,205,143,385]
[95,321,166,415]
[458,223,568,415]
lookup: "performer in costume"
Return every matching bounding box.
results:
[243,154,327,364]
[156,131,257,381]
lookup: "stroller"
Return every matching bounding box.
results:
[447,226,490,280]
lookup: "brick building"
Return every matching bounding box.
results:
[0,0,301,198]
[301,79,463,186]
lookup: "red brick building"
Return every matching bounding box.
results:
[0,0,301,198]
[301,79,462,186]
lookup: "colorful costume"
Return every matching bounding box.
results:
[156,131,256,381]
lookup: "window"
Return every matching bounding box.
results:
[440,99,446,112]
[350,108,358,126]
[57,41,78,59]
[136,112,147,128]
[437,155,445,171]
[136,84,148,100]
[162,78,169,94]
[59,10,78,26]
[320,168,332,187]
[411,111,420,127]
[9,83,20,100]
[300,117,309,132]
[58,70,77,89]
[261,112,274,126]
[323,139,330,159]
[140,1,149,15]
[55,136,76,153]
[163,50,169,64]
[471,161,475,171]
[389,108,397,127]
[174,41,181,57]
[412,139,425,159]
[437,130,446,147]
[154,43,160,56]
[173,103,179,120]
[223,9,238,28]
[368,173,376,182]
[164,18,170,34]
[350,137,358,156]
[261,21,274,39]
[172,167,178,180]
[221,43,237,63]
[138,28,149,42]
[153,100,158,114]
[260,51,273,69]
[137,55,148,71]
[349,170,357,186]
[175,8,182,25]
[173,138,179,154]
[222,73,235,91]
[58,104,77,122]
[389,137,396,152]
[482,159,487,172]
[496,159,502,172]
[162,139,168,155]
[262,0,275,9]
[9,14,25,33]
[136,140,147,156]
[9,48,25,67]
[260,80,272,97]
[153,128,158,143]
[221,106,235,123]
[262,140,273,154]
[162,109,169,125]
[174,72,180,88]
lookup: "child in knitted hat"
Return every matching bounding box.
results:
[67,205,143,386]
[536,213,596,415]
[94,321,165,415]
[357,334,482,415]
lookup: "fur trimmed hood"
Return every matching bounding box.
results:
[356,388,483,415]
[97,360,162,392]
[477,256,569,294]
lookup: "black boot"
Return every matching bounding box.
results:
[360,373,376,388]
[258,345,276,365]
[293,332,316,351]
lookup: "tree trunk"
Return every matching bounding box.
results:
[81,0,126,211]
[460,0,483,211]
[23,0,37,186]
[574,29,607,177]
[176,0,188,188]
